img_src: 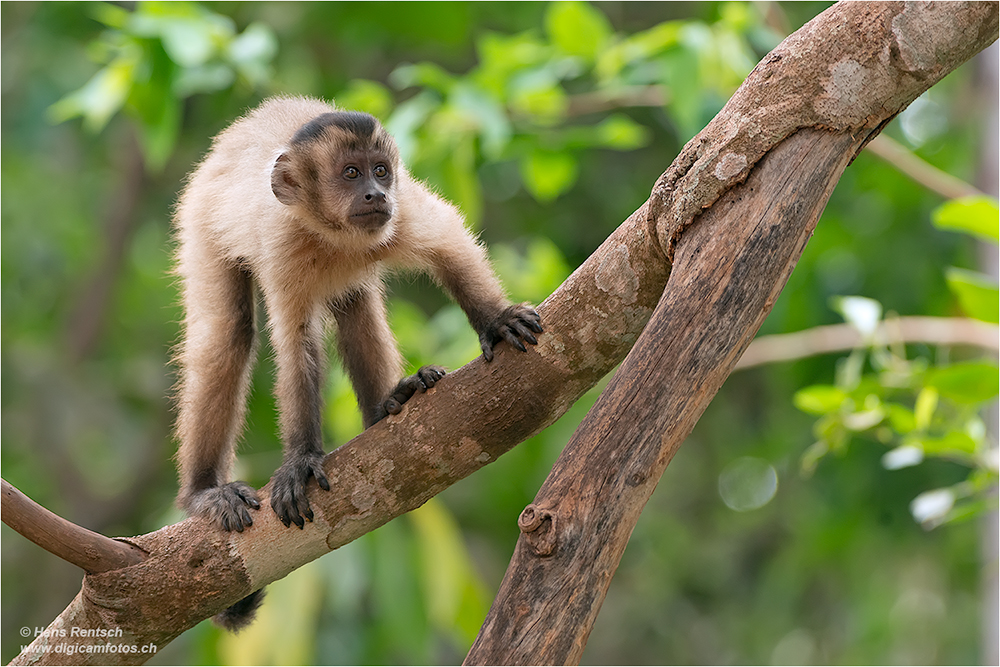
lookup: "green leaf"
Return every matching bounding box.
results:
[914,386,938,430]
[885,403,918,433]
[913,431,978,456]
[842,407,884,431]
[793,385,848,415]
[945,267,1000,323]
[335,79,395,120]
[595,113,651,150]
[931,195,999,243]
[390,62,455,94]
[545,1,613,62]
[520,149,578,202]
[48,53,138,132]
[228,21,278,86]
[409,499,489,644]
[509,68,568,121]
[925,361,1000,405]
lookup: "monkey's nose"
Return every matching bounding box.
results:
[365,191,386,202]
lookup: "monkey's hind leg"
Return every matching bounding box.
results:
[175,257,260,532]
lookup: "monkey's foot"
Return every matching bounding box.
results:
[270,451,331,529]
[184,482,261,532]
[380,365,447,418]
[479,304,544,361]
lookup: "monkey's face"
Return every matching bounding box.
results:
[338,150,396,230]
[271,113,401,247]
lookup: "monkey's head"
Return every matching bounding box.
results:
[271,111,401,245]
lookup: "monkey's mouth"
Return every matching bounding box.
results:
[349,208,392,229]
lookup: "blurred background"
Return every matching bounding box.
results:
[2,2,997,664]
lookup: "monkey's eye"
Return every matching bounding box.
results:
[373,164,388,178]
[343,166,361,179]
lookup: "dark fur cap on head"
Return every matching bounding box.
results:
[290,111,397,158]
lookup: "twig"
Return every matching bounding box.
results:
[1,479,146,574]
[736,316,999,369]
[865,134,984,200]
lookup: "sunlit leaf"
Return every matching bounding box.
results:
[843,408,884,431]
[48,53,138,132]
[509,68,568,121]
[520,149,578,202]
[931,195,999,243]
[925,361,1000,405]
[219,560,323,664]
[336,79,395,120]
[595,113,651,150]
[913,431,978,456]
[913,386,938,430]
[793,385,848,415]
[409,499,489,645]
[545,0,613,62]
[945,267,999,323]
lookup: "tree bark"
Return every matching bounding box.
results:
[465,2,998,664]
[10,2,997,665]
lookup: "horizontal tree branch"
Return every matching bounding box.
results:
[736,316,1000,370]
[1,479,146,574]
[12,198,672,667]
[12,3,997,665]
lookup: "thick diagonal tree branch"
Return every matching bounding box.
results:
[466,2,998,664]
[10,2,997,665]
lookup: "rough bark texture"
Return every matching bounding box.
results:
[467,128,857,665]
[11,2,997,665]
[11,197,670,667]
[1,481,146,574]
[465,2,998,664]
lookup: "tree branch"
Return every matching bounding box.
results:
[1,480,146,574]
[466,2,998,664]
[865,134,985,200]
[736,316,1000,370]
[10,2,997,665]
[11,191,671,667]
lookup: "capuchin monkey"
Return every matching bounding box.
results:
[172,96,542,627]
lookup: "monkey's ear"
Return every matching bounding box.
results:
[271,153,300,205]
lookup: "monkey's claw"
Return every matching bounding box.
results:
[185,481,261,532]
[270,451,330,529]
[381,365,446,417]
[479,304,544,361]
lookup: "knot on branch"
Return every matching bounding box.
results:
[518,504,557,557]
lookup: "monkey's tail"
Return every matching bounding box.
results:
[213,588,266,632]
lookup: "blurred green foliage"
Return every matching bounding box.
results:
[1,2,995,665]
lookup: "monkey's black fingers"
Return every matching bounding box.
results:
[270,450,328,529]
[310,459,331,492]
[233,484,262,510]
[184,482,261,532]
[416,365,446,390]
[502,326,529,352]
[479,335,496,362]
[385,397,403,415]
[507,319,539,346]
